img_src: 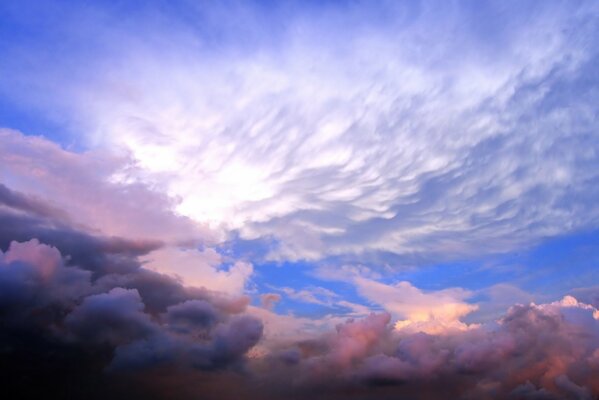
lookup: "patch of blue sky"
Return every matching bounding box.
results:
[377,228,599,302]
[252,260,373,318]
[222,226,599,317]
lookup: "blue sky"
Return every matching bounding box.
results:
[1,2,599,398]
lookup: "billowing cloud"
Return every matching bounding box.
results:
[353,278,477,333]
[0,238,91,321]
[1,182,599,399]
[0,189,263,398]
[256,297,599,400]
[66,287,157,346]
[315,264,478,334]
[0,139,256,297]
[0,129,211,245]
[141,246,253,296]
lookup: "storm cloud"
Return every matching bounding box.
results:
[0,186,263,398]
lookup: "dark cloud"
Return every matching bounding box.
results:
[166,299,221,333]
[210,316,263,367]
[65,288,157,346]
[0,205,162,276]
[0,182,67,219]
[1,186,598,400]
[0,184,263,399]
[253,301,599,400]
[0,239,91,325]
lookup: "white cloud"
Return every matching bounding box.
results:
[352,278,478,334]
[0,129,211,245]
[314,262,478,334]
[141,246,253,296]
[2,2,599,263]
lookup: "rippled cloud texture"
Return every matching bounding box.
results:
[1,1,599,399]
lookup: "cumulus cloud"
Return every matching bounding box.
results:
[0,146,255,296]
[0,239,91,322]
[354,278,478,334]
[66,288,157,346]
[1,187,599,399]
[141,246,253,296]
[0,193,263,398]
[269,285,339,306]
[257,297,599,400]
[166,299,221,333]
[316,264,478,334]
[0,236,263,366]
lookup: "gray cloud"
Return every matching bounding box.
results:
[65,288,157,346]
[256,298,599,399]
[1,176,599,399]
[0,186,263,398]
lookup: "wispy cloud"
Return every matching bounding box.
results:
[3,2,598,263]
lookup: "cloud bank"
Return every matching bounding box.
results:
[0,198,263,398]
[1,146,599,399]
[3,235,599,399]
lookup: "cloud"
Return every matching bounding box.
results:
[0,144,255,295]
[0,199,263,398]
[1,2,599,399]
[141,246,253,295]
[269,285,339,306]
[316,265,478,334]
[0,129,211,245]
[0,182,164,276]
[3,2,597,263]
[165,299,221,333]
[257,297,599,399]
[0,182,67,220]
[0,239,91,322]
[246,305,354,354]
[1,185,599,399]
[66,288,157,346]
[260,293,281,310]
[0,236,262,366]
[353,278,478,334]
[466,283,537,324]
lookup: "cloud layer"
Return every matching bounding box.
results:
[1,159,599,399]
[3,1,597,263]
[257,298,599,400]
[0,232,262,398]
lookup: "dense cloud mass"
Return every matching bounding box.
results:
[249,300,599,400]
[4,1,596,264]
[0,184,598,399]
[0,186,263,398]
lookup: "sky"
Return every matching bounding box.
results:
[0,1,598,399]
